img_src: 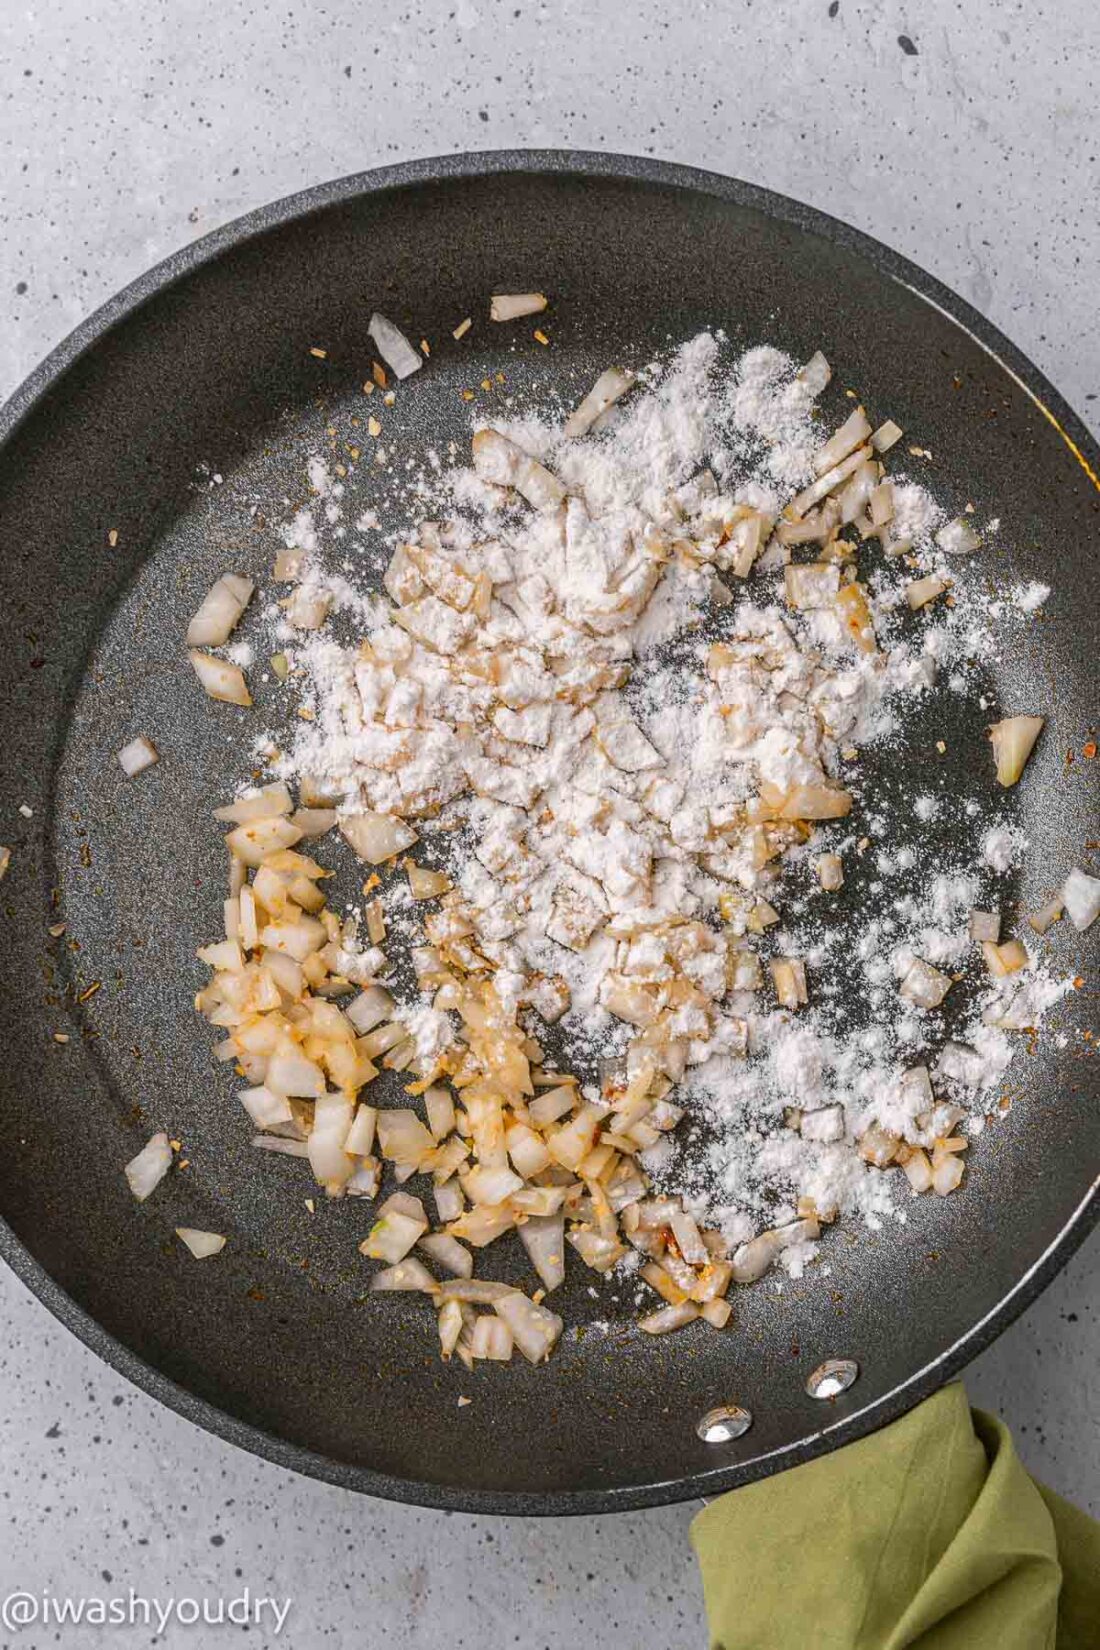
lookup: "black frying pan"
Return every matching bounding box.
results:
[1,152,1096,1515]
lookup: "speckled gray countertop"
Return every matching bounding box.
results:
[0,3,1097,1645]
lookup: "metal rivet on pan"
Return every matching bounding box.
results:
[805,1358,860,1399]
[697,1405,753,1443]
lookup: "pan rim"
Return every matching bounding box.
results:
[1,147,1097,1517]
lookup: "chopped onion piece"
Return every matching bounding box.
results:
[239,1085,294,1128]
[988,715,1044,787]
[791,444,873,518]
[770,956,808,1009]
[517,1212,565,1292]
[982,938,1028,977]
[434,1179,465,1224]
[858,1123,900,1168]
[346,985,395,1034]
[700,1299,732,1329]
[471,429,565,511]
[175,1228,226,1259]
[871,418,903,452]
[344,1103,378,1157]
[340,811,418,864]
[368,312,423,379]
[489,292,548,321]
[289,808,336,843]
[408,864,452,900]
[1028,897,1064,936]
[463,1163,524,1206]
[906,575,946,611]
[438,1299,465,1360]
[797,350,831,394]
[639,1301,699,1335]
[346,1157,382,1198]
[214,783,293,824]
[360,1194,429,1262]
[817,853,844,892]
[377,1109,435,1169]
[669,1205,708,1265]
[369,1258,437,1292]
[189,650,251,707]
[936,517,981,555]
[1063,867,1100,932]
[251,1135,309,1157]
[564,366,636,438]
[117,735,158,777]
[186,572,254,646]
[567,1227,625,1273]
[125,1132,173,1201]
[493,1291,564,1363]
[902,1149,933,1194]
[969,909,1000,943]
[814,407,872,476]
[931,1154,965,1196]
[266,1050,326,1098]
[424,1086,456,1140]
[417,1232,474,1278]
[899,957,952,1009]
[225,816,303,866]
[469,1316,514,1361]
[784,562,840,609]
[436,1278,517,1305]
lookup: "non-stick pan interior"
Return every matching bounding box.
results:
[0,156,1096,1513]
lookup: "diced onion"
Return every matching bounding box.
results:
[564,367,636,438]
[988,715,1044,787]
[796,350,831,394]
[906,575,946,611]
[239,1085,294,1128]
[340,811,418,864]
[368,312,423,380]
[346,985,395,1034]
[639,1301,699,1335]
[266,1050,326,1098]
[981,938,1028,977]
[898,957,952,1009]
[492,1291,563,1363]
[125,1132,172,1201]
[1063,867,1100,932]
[189,650,252,707]
[175,1227,226,1259]
[935,517,981,555]
[186,573,254,646]
[117,735,159,777]
[813,407,872,476]
[344,1104,378,1157]
[360,1194,429,1262]
[369,1257,437,1292]
[1027,897,1064,936]
[489,293,548,322]
[471,429,565,511]
[871,419,903,452]
[968,909,1000,943]
[816,853,844,891]
[417,1232,474,1278]
[517,1212,565,1292]
[214,783,293,824]
[931,1154,965,1196]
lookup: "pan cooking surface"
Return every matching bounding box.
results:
[0,154,1096,1512]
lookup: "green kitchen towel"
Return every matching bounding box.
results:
[691,1383,1100,1648]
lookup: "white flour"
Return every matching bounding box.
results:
[243,333,1073,1270]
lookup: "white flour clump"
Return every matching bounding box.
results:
[247,332,1071,1303]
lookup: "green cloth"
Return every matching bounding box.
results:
[691,1383,1100,1649]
